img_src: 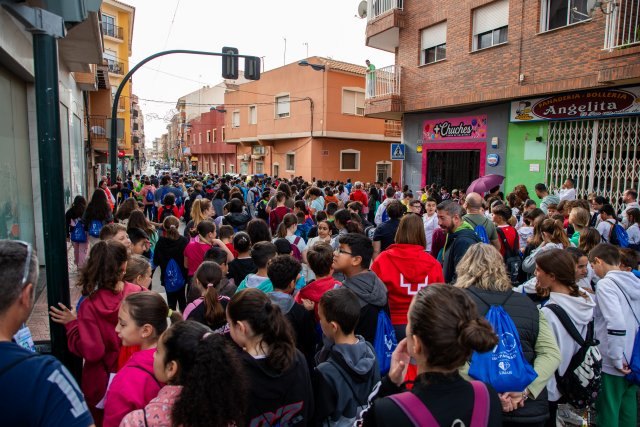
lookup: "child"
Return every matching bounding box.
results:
[157,193,181,223]
[153,216,189,311]
[99,223,132,250]
[66,195,88,269]
[235,241,277,293]
[518,211,536,251]
[314,287,380,425]
[295,242,342,320]
[589,243,640,426]
[203,246,238,297]
[218,224,238,258]
[332,233,388,344]
[120,322,247,427]
[267,255,316,367]
[227,289,313,426]
[227,232,257,286]
[123,254,153,289]
[269,191,291,235]
[127,227,151,257]
[492,204,519,258]
[619,248,640,279]
[183,261,230,334]
[103,293,182,427]
[184,220,234,279]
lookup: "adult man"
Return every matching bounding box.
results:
[535,183,560,215]
[463,192,501,251]
[154,175,184,207]
[365,60,375,98]
[349,182,369,214]
[621,189,639,229]
[0,241,94,426]
[437,201,481,283]
[558,178,577,202]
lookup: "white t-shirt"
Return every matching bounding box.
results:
[557,188,576,202]
[597,218,617,243]
[423,213,439,252]
[627,223,640,245]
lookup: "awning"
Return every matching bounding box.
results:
[190,156,199,161]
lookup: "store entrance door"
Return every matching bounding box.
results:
[426,150,480,190]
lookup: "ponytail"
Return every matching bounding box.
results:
[194,262,224,327]
[163,215,181,240]
[122,292,182,339]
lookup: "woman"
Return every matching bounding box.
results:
[83,188,113,245]
[522,219,571,275]
[371,214,444,339]
[536,249,595,425]
[455,244,561,426]
[361,285,502,426]
[307,187,325,216]
[568,207,590,247]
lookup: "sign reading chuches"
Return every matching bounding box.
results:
[422,116,487,141]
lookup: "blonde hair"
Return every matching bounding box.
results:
[190,198,212,227]
[454,244,513,292]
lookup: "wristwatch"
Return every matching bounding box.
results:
[522,389,530,401]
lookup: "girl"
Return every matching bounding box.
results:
[578,227,603,256]
[153,216,189,311]
[246,218,272,244]
[115,198,138,226]
[140,179,155,221]
[227,232,257,286]
[626,208,640,250]
[227,289,313,426]
[361,285,502,426]
[49,241,144,425]
[307,219,333,250]
[123,255,153,289]
[568,207,590,247]
[537,250,595,426]
[128,210,159,256]
[103,293,182,427]
[183,262,230,333]
[120,321,247,427]
[184,198,214,239]
[522,219,571,275]
[333,209,364,245]
[66,195,88,269]
[274,213,307,263]
[83,188,114,246]
[184,220,234,280]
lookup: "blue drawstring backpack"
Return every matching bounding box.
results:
[70,220,87,243]
[145,190,154,203]
[164,258,186,293]
[468,292,538,393]
[374,309,397,375]
[88,220,103,238]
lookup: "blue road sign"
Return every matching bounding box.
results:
[391,143,405,160]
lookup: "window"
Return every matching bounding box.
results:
[102,14,116,37]
[249,105,257,124]
[232,111,240,128]
[273,164,280,177]
[420,22,447,65]
[206,130,211,142]
[212,128,217,143]
[286,153,295,171]
[275,95,290,118]
[220,164,225,175]
[342,90,366,116]
[213,163,218,175]
[229,164,235,173]
[542,0,590,31]
[221,127,226,141]
[255,161,264,174]
[340,150,361,171]
[199,133,202,144]
[473,0,509,50]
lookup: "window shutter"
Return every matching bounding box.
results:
[276,96,290,116]
[473,0,509,35]
[421,21,447,50]
[342,90,356,114]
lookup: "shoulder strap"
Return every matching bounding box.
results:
[468,287,512,310]
[142,407,149,427]
[496,228,510,255]
[610,278,640,326]
[388,392,438,426]
[130,365,162,388]
[470,381,491,427]
[545,304,586,346]
[0,353,40,378]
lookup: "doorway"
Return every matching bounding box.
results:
[426,150,480,190]
[376,161,392,183]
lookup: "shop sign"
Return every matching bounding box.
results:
[510,86,640,122]
[422,115,487,141]
[487,154,500,167]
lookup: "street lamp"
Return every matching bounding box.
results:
[298,60,325,72]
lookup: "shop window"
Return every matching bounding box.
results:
[342,90,365,116]
[420,22,447,65]
[275,95,290,118]
[542,0,590,32]
[473,0,509,50]
[286,153,295,171]
[249,105,257,124]
[340,150,360,171]
[232,111,240,128]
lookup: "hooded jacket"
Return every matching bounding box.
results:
[594,270,640,376]
[313,336,380,426]
[103,348,162,427]
[223,211,252,231]
[269,291,317,368]
[541,292,596,401]
[65,283,145,414]
[442,222,481,283]
[236,274,273,293]
[153,236,189,288]
[342,271,388,344]
[371,244,444,325]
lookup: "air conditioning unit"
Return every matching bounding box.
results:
[242,154,251,161]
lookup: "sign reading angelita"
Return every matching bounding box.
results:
[510,87,640,122]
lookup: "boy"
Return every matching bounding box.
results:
[332,233,388,344]
[236,242,277,293]
[590,243,640,427]
[491,204,519,258]
[423,197,438,252]
[619,248,640,279]
[295,242,342,320]
[158,193,180,222]
[127,227,151,257]
[218,225,238,258]
[99,223,131,250]
[314,287,380,426]
[266,255,316,367]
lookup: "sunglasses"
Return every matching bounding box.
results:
[17,241,33,287]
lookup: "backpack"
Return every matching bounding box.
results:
[145,189,154,203]
[70,219,87,243]
[545,304,602,408]
[468,217,490,244]
[289,236,303,262]
[160,206,175,223]
[373,309,397,375]
[388,381,490,427]
[609,221,629,248]
[496,228,522,286]
[256,200,269,221]
[381,207,390,223]
[468,291,538,392]
[164,258,186,293]
[365,225,376,240]
[88,219,103,238]
[611,279,640,386]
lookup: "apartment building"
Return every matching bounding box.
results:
[131,94,146,171]
[224,57,402,182]
[365,0,640,208]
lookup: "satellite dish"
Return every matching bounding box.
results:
[357,1,367,19]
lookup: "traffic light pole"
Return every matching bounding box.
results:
[109,49,260,179]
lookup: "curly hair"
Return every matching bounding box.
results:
[77,240,128,296]
[454,243,513,292]
[164,322,248,427]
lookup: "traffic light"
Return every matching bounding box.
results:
[245,56,261,80]
[221,47,239,79]
[118,150,125,158]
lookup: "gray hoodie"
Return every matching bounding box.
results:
[343,271,387,308]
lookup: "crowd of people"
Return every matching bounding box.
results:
[2,171,640,427]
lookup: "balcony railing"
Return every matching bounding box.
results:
[365,65,401,99]
[367,0,403,22]
[604,0,640,49]
[107,59,124,75]
[102,22,123,40]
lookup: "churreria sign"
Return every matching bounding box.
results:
[510,87,640,122]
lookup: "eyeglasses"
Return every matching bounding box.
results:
[334,249,353,256]
[17,241,33,287]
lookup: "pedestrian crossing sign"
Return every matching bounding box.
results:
[391,143,405,160]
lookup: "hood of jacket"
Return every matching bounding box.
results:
[343,270,387,307]
[380,243,440,284]
[268,291,295,315]
[547,292,596,326]
[224,212,251,227]
[329,336,377,381]
[86,282,142,318]
[243,274,269,289]
[604,270,640,305]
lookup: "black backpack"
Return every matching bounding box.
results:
[160,205,175,222]
[546,304,602,409]
[496,228,522,286]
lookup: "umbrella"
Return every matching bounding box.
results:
[467,174,505,194]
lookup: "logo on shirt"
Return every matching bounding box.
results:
[399,274,429,295]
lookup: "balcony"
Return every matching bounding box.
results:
[366,0,404,52]
[107,59,124,75]
[365,65,403,120]
[102,22,123,40]
[604,0,640,49]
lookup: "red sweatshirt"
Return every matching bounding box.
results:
[371,243,444,325]
[294,276,342,320]
[65,282,145,422]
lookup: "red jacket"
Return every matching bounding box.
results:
[349,190,369,213]
[371,244,444,325]
[65,283,145,418]
[294,276,342,320]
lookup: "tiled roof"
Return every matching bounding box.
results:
[316,57,367,75]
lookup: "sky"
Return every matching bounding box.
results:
[126,0,394,147]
